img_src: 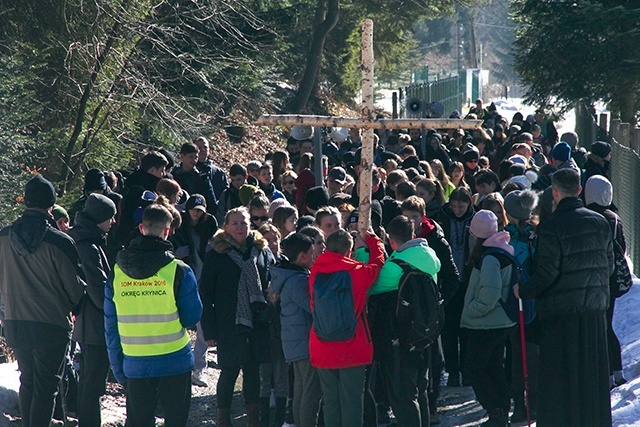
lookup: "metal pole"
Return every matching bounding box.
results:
[313,127,323,187]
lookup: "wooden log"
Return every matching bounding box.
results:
[632,127,640,154]
[255,115,483,130]
[611,119,621,141]
[359,19,374,232]
[599,113,608,132]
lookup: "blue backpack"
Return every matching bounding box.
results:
[482,248,536,324]
[312,270,358,341]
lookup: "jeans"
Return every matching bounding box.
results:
[14,343,68,427]
[292,359,322,427]
[125,371,191,427]
[217,360,261,409]
[77,343,111,427]
[259,338,289,398]
[317,365,366,427]
[193,322,208,372]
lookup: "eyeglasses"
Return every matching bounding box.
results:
[284,180,295,185]
[251,215,269,222]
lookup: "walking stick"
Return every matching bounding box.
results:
[518,298,531,427]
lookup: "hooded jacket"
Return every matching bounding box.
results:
[0,210,86,349]
[308,235,384,369]
[460,231,516,330]
[518,197,614,318]
[104,235,202,383]
[439,202,475,285]
[199,230,275,367]
[68,212,111,346]
[270,261,313,363]
[172,164,218,216]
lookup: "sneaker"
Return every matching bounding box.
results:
[191,370,207,387]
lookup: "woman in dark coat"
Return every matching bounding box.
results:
[438,187,475,387]
[200,207,275,427]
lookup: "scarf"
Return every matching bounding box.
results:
[228,246,266,330]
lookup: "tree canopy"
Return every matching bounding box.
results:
[511,0,640,122]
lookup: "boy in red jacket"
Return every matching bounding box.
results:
[309,228,384,427]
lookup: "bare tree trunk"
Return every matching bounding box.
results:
[289,0,340,113]
[618,90,637,125]
[59,20,121,194]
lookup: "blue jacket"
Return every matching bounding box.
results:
[104,235,202,384]
[270,261,312,363]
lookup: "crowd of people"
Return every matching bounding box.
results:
[0,98,631,427]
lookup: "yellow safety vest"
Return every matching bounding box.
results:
[112,261,190,357]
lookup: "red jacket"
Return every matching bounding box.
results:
[416,216,436,239]
[309,235,385,369]
[294,168,316,215]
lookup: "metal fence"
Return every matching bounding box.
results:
[582,111,640,275]
[399,75,465,119]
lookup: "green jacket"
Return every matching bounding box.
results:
[368,238,440,295]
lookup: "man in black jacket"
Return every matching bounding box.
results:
[515,169,614,427]
[0,175,86,427]
[68,193,117,427]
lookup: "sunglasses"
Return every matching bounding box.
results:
[284,180,295,185]
[251,215,269,222]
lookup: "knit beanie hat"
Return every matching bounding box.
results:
[268,198,290,218]
[238,184,259,206]
[584,175,613,207]
[508,154,528,166]
[52,204,70,222]
[469,210,498,239]
[508,175,532,190]
[590,141,612,159]
[504,190,538,221]
[84,193,117,224]
[551,142,571,162]
[83,168,108,193]
[463,145,480,162]
[560,132,579,149]
[305,186,330,211]
[24,175,57,209]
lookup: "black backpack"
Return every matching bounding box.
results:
[391,259,444,352]
[312,270,358,342]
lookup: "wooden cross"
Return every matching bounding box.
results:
[257,19,482,231]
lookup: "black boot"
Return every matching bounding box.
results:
[272,397,287,427]
[511,391,526,423]
[259,397,270,427]
[482,408,508,427]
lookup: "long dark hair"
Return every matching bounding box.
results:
[467,236,487,269]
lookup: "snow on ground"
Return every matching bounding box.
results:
[611,277,640,427]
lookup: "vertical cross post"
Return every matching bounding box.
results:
[358,19,374,232]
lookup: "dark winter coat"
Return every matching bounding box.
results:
[172,164,218,216]
[169,212,218,276]
[197,159,229,201]
[0,210,85,349]
[519,197,614,318]
[582,153,611,182]
[586,203,627,297]
[438,202,475,285]
[270,261,313,363]
[218,185,243,224]
[124,168,161,193]
[199,230,275,367]
[68,212,112,346]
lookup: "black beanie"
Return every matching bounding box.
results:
[305,186,330,211]
[24,175,56,209]
[590,141,612,159]
[84,193,117,224]
[84,168,108,193]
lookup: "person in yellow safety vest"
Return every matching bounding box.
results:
[105,203,203,427]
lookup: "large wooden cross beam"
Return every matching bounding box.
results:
[256,20,479,230]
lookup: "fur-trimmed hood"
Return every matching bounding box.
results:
[210,229,267,254]
[586,152,605,167]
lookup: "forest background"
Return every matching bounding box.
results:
[0,0,638,223]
